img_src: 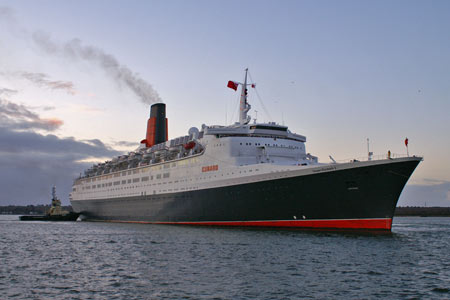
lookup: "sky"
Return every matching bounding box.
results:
[0,0,449,206]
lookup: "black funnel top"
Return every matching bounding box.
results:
[150,103,167,145]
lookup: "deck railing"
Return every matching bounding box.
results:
[333,153,421,164]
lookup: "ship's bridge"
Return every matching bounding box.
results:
[202,122,313,166]
[204,122,306,143]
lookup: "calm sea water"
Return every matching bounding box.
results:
[1,216,449,300]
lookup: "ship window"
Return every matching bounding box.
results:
[156,174,161,179]
[133,178,140,183]
[151,176,154,180]
[92,185,96,189]
[142,176,149,182]
[122,171,127,176]
[108,182,112,186]
[128,171,132,175]
[164,164,169,169]
[92,178,96,182]
[97,184,101,188]
[114,181,120,186]
[133,170,139,174]
[114,173,120,178]
[127,179,131,184]
[122,180,126,184]
[72,188,76,192]
[163,173,170,178]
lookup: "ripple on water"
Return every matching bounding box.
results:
[0,216,449,299]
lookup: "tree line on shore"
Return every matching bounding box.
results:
[0,205,449,216]
[0,205,74,215]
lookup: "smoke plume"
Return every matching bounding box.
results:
[32,31,161,104]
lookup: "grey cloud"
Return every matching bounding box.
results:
[32,32,161,104]
[0,6,14,22]
[0,126,122,205]
[113,140,138,147]
[0,99,63,131]
[0,127,120,157]
[0,88,18,96]
[18,71,76,95]
[82,139,107,148]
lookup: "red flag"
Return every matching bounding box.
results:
[227,81,238,91]
[405,138,408,147]
[251,83,256,88]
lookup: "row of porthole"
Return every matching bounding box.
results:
[239,142,300,149]
[79,170,263,193]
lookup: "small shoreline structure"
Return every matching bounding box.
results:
[19,186,80,221]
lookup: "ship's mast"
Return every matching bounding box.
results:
[239,68,251,124]
[52,186,57,200]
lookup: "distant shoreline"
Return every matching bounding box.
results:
[1,205,449,217]
[0,205,73,215]
[394,206,450,217]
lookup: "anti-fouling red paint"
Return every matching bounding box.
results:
[142,103,168,147]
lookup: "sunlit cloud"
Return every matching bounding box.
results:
[0,98,63,132]
[75,156,112,164]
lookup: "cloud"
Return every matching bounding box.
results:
[0,88,18,96]
[1,5,161,105]
[31,31,161,104]
[0,126,122,205]
[0,98,63,131]
[17,71,76,95]
[0,6,15,23]
[113,140,138,147]
[0,98,122,206]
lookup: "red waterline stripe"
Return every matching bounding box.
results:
[107,218,393,230]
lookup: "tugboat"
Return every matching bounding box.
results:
[20,186,80,221]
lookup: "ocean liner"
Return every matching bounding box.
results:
[70,69,422,230]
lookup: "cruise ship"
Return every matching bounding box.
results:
[70,69,422,230]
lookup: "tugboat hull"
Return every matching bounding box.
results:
[19,212,80,221]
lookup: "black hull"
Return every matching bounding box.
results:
[19,212,80,221]
[72,158,421,230]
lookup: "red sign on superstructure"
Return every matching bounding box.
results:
[202,165,218,172]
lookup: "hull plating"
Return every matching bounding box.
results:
[72,158,420,230]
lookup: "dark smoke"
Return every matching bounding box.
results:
[32,31,162,104]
